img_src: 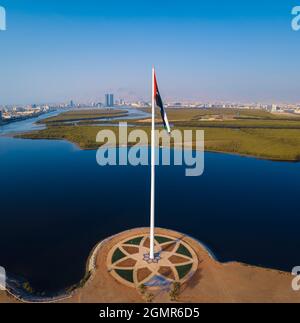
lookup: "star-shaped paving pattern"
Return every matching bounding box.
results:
[107,234,198,288]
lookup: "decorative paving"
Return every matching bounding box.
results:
[107,234,198,288]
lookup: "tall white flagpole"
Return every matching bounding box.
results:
[150,67,155,260]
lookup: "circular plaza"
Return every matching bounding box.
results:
[107,232,198,289]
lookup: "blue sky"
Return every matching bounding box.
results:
[0,0,299,104]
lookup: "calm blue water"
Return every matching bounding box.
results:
[0,132,300,293]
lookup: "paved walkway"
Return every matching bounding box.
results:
[107,234,198,289]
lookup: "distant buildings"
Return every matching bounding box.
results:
[105,94,114,107]
[131,101,150,108]
[0,105,53,123]
[95,102,103,108]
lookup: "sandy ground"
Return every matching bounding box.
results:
[0,291,19,303]
[1,227,300,303]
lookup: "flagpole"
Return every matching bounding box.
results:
[150,67,155,260]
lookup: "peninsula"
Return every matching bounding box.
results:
[0,228,298,303]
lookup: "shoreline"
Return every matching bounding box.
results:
[12,133,300,163]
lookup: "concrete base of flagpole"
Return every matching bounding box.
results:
[106,227,199,290]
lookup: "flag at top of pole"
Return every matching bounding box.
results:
[153,70,171,134]
[149,68,171,261]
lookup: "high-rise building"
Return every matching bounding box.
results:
[105,94,110,107]
[109,94,114,107]
[105,94,114,107]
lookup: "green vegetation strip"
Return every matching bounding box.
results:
[16,108,300,161]
[40,109,128,124]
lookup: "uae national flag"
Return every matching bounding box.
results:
[153,71,171,134]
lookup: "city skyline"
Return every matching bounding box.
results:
[0,0,300,105]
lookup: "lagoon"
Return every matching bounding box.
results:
[0,113,300,293]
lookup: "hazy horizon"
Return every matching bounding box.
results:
[1,0,299,105]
